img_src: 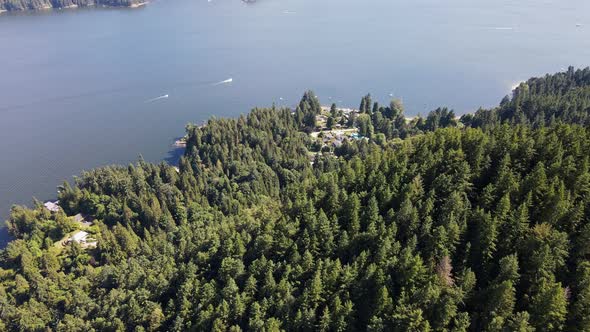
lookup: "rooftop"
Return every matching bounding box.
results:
[43,201,60,212]
[70,231,89,243]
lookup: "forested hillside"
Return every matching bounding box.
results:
[2,68,590,331]
[0,0,140,12]
[463,66,590,129]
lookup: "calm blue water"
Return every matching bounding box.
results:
[1,0,589,246]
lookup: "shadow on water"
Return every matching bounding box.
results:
[164,141,186,166]
[0,227,13,249]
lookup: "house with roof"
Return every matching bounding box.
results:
[67,230,97,248]
[44,200,60,212]
[70,231,89,243]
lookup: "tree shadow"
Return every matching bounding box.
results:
[0,227,13,249]
[164,139,186,166]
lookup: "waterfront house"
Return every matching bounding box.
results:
[44,201,60,212]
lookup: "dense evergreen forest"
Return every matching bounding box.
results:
[2,67,590,331]
[0,0,141,12]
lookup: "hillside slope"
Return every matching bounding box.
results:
[2,68,590,331]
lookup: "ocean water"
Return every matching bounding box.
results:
[0,0,589,246]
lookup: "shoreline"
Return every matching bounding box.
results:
[173,138,187,148]
[0,1,147,13]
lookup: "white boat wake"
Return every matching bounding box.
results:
[213,78,233,86]
[145,94,169,103]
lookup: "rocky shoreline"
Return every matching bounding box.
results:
[0,0,148,13]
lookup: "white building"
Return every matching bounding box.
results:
[70,231,89,244]
[44,201,60,212]
[68,231,98,248]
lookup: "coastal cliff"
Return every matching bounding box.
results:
[0,0,144,12]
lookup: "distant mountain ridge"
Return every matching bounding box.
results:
[0,0,143,12]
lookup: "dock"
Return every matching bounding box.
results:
[174,138,187,147]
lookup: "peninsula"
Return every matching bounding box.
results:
[2,67,590,331]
